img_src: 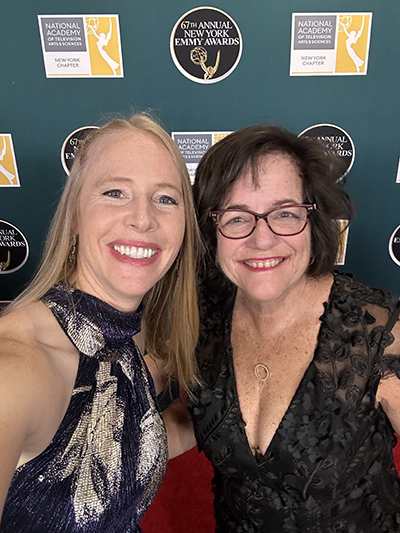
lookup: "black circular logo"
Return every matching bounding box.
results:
[170,7,242,84]
[61,126,99,175]
[0,220,29,274]
[299,124,355,182]
[389,225,400,267]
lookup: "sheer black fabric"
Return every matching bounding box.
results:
[189,274,400,532]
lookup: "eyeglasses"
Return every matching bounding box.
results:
[209,204,316,239]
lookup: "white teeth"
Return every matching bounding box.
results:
[244,258,283,268]
[114,245,157,259]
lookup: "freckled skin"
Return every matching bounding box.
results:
[217,154,312,307]
[217,153,333,453]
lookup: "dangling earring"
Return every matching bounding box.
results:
[68,234,77,264]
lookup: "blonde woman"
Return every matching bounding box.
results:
[0,114,199,532]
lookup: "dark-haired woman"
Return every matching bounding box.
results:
[190,125,400,532]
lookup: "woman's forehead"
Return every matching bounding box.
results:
[223,153,302,201]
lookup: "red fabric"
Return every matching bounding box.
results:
[394,435,400,471]
[140,447,215,533]
[141,438,400,532]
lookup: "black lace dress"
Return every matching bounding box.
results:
[189,273,400,532]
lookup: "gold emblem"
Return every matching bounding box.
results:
[0,250,11,271]
[190,46,220,80]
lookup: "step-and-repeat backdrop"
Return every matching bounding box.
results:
[1,0,399,303]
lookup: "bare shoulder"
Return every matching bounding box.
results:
[0,301,79,465]
[0,302,73,377]
[0,300,79,401]
[0,302,76,513]
[0,302,55,379]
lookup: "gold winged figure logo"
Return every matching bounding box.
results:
[0,250,11,272]
[190,46,220,80]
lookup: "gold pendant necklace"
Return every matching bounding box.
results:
[254,363,270,381]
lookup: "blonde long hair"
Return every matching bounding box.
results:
[7,113,200,392]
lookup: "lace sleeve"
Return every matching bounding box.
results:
[381,301,400,379]
[314,275,400,409]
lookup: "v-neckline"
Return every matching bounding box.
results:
[226,276,337,462]
[229,346,316,462]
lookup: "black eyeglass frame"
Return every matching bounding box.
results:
[209,203,317,239]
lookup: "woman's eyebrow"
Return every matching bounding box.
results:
[96,176,133,187]
[224,198,301,210]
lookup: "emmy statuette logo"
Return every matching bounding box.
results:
[0,221,29,274]
[171,7,242,84]
[0,251,11,272]
[0,134,20,187]
[190,47,220,80]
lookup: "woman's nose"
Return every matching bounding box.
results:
[124,198,157,232]
[249,217,279,247]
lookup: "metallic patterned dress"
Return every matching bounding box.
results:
[1,285,168,532]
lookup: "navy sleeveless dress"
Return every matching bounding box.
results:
[1,285,167,532]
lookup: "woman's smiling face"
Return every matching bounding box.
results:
[216,153,312,306]
[75,129,185,312]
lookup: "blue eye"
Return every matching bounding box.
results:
[103,189,123,198]
[158,195,177,205]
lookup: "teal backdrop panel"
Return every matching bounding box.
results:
[0,0,399,300]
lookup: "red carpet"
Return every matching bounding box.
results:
[141,437,400,532]
[140,447,215,533]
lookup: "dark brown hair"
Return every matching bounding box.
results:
[193,124,354,279]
